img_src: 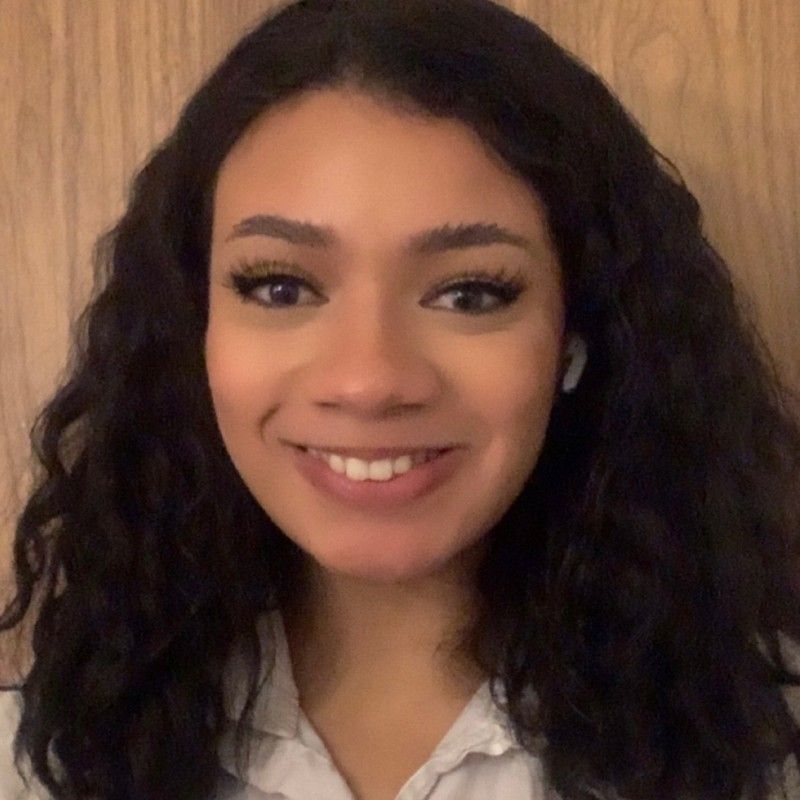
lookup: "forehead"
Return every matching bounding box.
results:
[211,88,553,259]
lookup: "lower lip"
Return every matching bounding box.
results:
[289,445,465,511]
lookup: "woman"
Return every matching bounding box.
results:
[2,0,800,798]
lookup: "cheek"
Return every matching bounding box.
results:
[468,328,561,494]
[468,329,560,430]
[204,318,271,429]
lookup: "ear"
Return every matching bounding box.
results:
[560,333,588,393]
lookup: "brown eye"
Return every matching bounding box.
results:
[431,279,524,314]
[230,273,319,308]
[425,267,527,315]
[226,260,528,316]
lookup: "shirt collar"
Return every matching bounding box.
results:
[222,608,302,739]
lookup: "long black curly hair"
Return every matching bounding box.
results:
[3,0,800,798]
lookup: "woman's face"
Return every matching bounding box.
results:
[206,87,566,584]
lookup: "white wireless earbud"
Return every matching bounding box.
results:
[561,334,588,393]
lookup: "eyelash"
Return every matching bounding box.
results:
[224,258,528,316]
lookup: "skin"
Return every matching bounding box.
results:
[205,86,569,797]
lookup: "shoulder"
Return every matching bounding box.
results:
[777,630,800,722]
[773,632,800,799]
[0,688,49,800]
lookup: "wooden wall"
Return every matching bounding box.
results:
[1,0,798,591]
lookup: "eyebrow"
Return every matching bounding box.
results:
[225,214,541,257]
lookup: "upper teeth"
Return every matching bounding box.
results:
[307,448,438,481]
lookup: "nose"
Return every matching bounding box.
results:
[310,287,441,417]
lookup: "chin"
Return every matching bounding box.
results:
[316,543,455,585]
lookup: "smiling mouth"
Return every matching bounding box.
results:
[291,443,457,461]
[290,439,464,501]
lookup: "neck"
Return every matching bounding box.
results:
[282,542,488,713]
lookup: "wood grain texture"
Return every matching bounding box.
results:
[1,0,798,593]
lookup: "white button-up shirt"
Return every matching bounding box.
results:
[2,611,800,800]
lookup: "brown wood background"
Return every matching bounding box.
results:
[1,0,799,598]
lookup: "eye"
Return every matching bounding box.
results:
[224,260,528,315]
[426,268,527,315]
[228,272,319,308]
[224,259,322,309]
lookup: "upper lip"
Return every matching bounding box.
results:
[288,442,459,460]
